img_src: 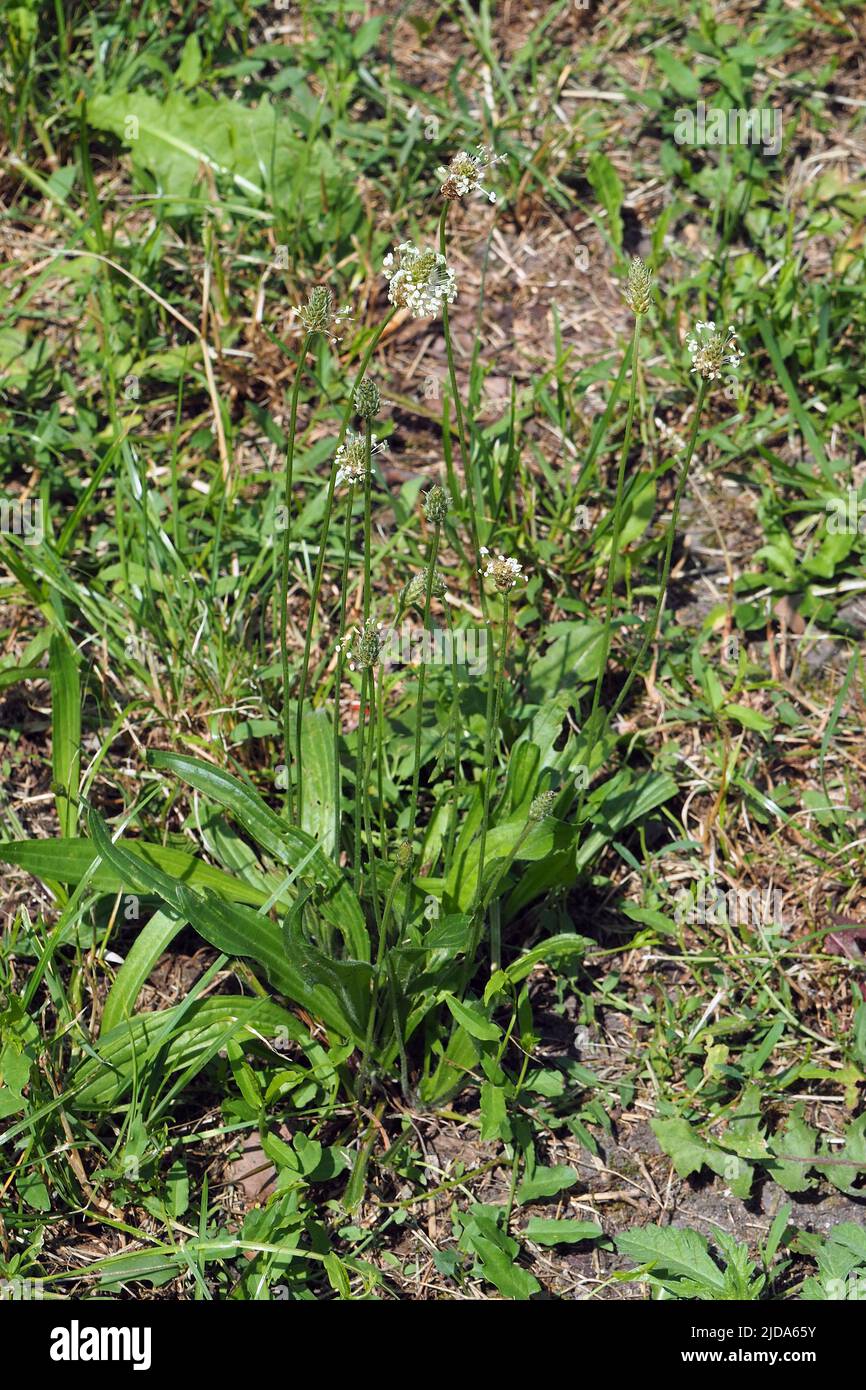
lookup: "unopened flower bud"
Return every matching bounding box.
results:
[354,379,380,421]
[300,285,335,333]
[528,790,557,822]
[400,568,448,611]
[423,485,451,524]
[624,257,654,316]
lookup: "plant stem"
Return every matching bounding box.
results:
[577,378,709,827]
[332,481,356,859]
[403,523,441,931]
[406,524,441,845]
[353,667,368,898]
[467,590,510,968]
[358,855,407,1095]
[362,663,380,926]
[295,309,396,825]
[443,605,462,880]
[363,421,373,621]
[482,818,533,917]
[606,380,709,727]
[280,328,312,822]
[376,657,387,864]
[358,425,380,908]
[439,204,489,628]
[385,950,410,1099]
[584,314,642,744]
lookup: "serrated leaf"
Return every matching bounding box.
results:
[824,1114,866,1195]
[766,1105,818,1193]
[615,1224,727,1297]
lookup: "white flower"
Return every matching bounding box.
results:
[479,546,525,593]
[334,429,388,488]
[437,145,505,203]
[685,320,744,382]
[383,242,457,319]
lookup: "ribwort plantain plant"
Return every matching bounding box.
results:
[6,152,746,1124]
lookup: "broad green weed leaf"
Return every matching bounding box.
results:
[524,1218,603,1246]
[615,1225,727,1298]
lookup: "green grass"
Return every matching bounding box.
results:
[1,0,865,1302]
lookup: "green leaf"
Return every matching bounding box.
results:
[49,634,80,839]
[480,1080,510,1142]
[756,317,830,477]
[651,1115,713,1176]
[503,933,590,985]
[71,997,300,1110]
[725,1084,770,1160]
[586,153,623,251]
[447,815,577,912]
[148,751,368,960]
[0,835,282,909]
[516,1164,578,1203]
[282,898,372,1040]
[574,771,678,873]
[615,1225,727,1297]
[101,909,185,1036]
[651,1116,753,1198]
[176,33,202,87]
[418,1024,479,1105]
[527,620,607,699]
[654,50,701,99]
[442,993,500,1041]
[723,702,773,735]
[89,812,364,1043]
[524,1218,603,1246]
[299,707,337,858]
[86,88,341,214]
[824,1114,866,1195]
[468,1235,540,1300]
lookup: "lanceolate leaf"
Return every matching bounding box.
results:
[72,997,302,1110]
[282,897,372,1040]
[89,812,364,1044]
[445,815,577,912]
[101,909,185,1036]
[49,634,80,839]
[148,751,368,960]
[0,835,283,909]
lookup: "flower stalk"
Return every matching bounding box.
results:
[280,328,313,822]
[294,309,396,825]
